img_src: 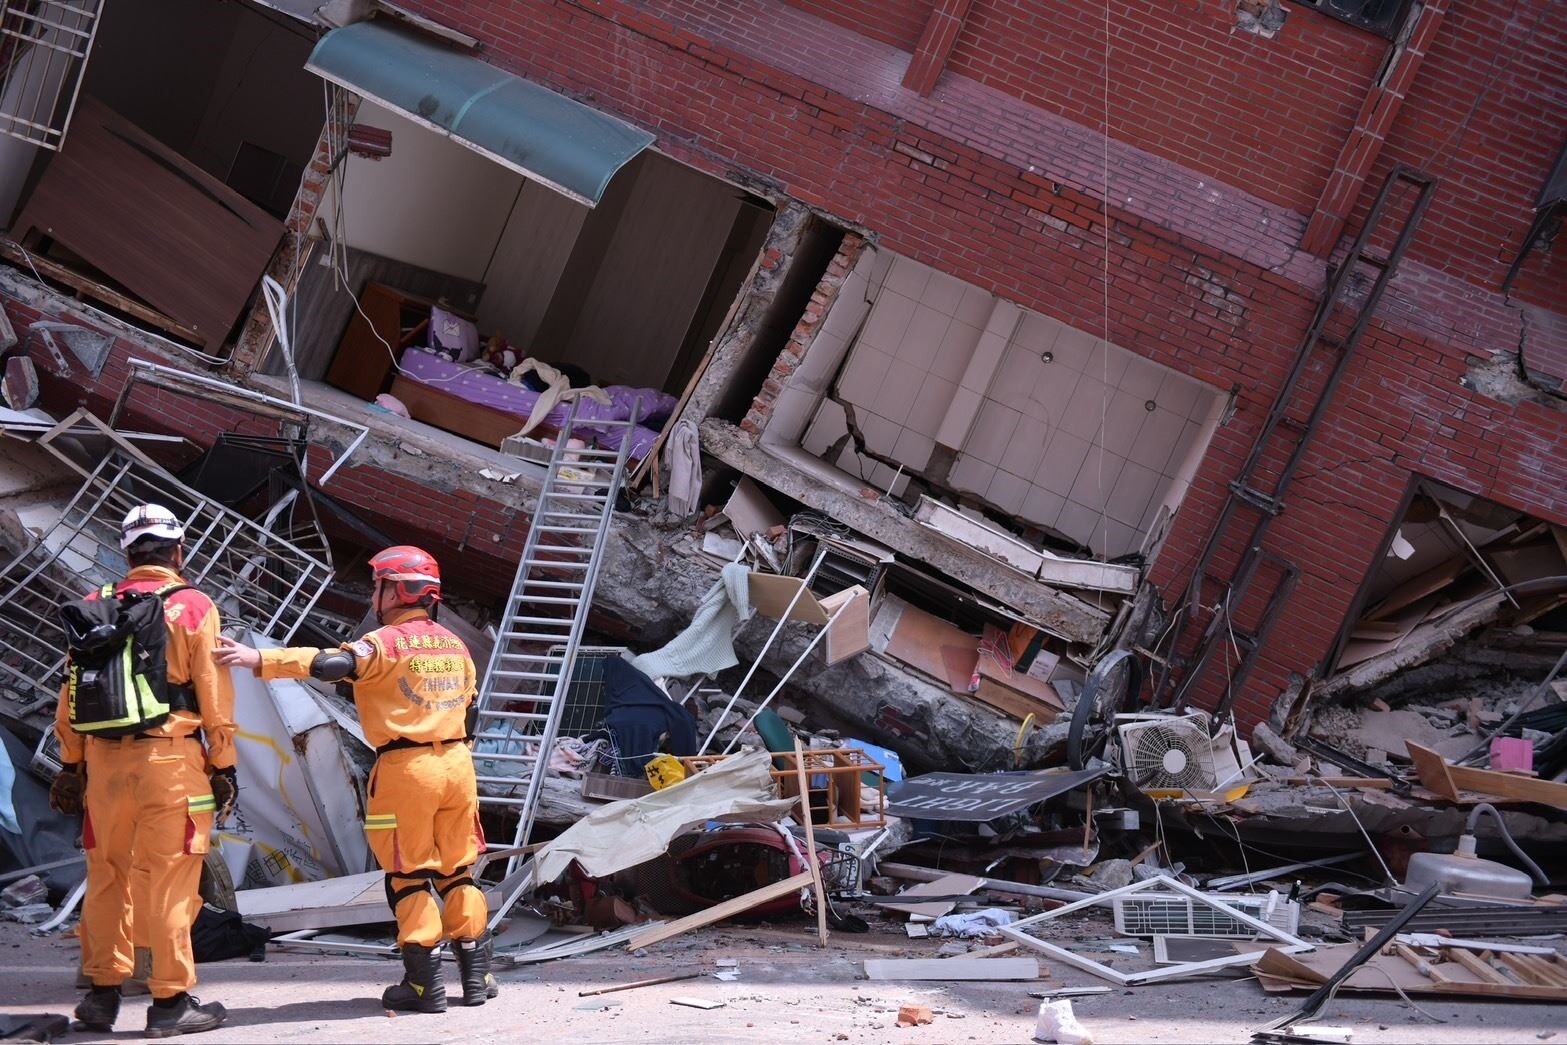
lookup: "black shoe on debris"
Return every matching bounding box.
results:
[144,993,227,1038]
[453,932,499,1006]
[73,985,121,1031]
[382,942,448,1013]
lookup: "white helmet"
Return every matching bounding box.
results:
[120,504,184,549]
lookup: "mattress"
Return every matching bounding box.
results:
[396,349,674,458]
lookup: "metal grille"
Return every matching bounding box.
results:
[0,0,100,150]
[553,645,630,739]
[0,410,332,707]
[1113,892,1300,939]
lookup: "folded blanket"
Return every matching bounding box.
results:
[630,562,754,680]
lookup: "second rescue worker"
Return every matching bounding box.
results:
[213,546,497,1013]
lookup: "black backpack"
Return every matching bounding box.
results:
[60,581,197,737]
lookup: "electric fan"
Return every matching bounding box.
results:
[1117,717,1217,792]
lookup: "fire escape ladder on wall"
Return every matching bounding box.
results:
[1163,164,1439,716]
[471,402,639,870]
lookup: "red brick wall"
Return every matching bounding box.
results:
[782,0,932,51]
[1350,0,1567,306]
[943,0,1384,213]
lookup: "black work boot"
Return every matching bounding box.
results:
[73,985,121,1032]
[144,993,227,1038]
[453,933,499,1006]
[382,943,448,1013]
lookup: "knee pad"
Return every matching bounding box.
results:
[384,874,434,910]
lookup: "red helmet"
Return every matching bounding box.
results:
[368,545,442,605]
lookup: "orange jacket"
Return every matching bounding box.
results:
[258,607,476,751]
[54,565,238,770]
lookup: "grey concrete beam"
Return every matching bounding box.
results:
[700,418,1111,644]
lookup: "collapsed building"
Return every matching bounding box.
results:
[0,0,1564,879]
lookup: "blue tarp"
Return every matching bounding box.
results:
[306,20,654,206]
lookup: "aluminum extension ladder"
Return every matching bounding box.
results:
[471,402,639,866]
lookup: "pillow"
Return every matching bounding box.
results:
[428,306,480,364]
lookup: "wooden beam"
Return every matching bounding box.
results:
[1406,742,1567,809]
[0,239,203,345]
[626,872,814,951]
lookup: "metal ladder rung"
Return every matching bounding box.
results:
[489,669,566,681]
[518,580,584,591]
[522,561,591,571]
[513,594,585,605]
[544,492,612,502]
[533,525,599,535]
[475,795,530,806]
[505,614,576,625]
[500,632,574,643]
[475,707,554,720]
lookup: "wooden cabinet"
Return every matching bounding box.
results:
[325,283,444,400]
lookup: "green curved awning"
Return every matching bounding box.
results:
[306,20,654,206]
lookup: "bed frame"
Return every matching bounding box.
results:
[389,376,645,466]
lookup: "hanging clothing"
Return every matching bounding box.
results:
[664,418,701,517]
[600,657,698,775]
[505,358,612,438]
[629,562,753,681]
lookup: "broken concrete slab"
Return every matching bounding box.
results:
[699,419,1110,643]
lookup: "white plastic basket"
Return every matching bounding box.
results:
[1112,890,1300,938]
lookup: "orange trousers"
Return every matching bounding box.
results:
[365,742,487,947]
[80,736,213,998]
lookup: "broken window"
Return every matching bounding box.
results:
[1287,0,1414,39]
[0,0,100,150]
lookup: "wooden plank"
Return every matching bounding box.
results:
[793,737,829,949]
[1447,948,1510,985]
[883,600,979,693]
[1406,741,1567,809]
[1285,777,1395,789]
[0,239,202,344]
[15,98,282,348]
[881,873,984,918]
[626,871,814,950]
[1364,557,1468,622]
[951,940,1021,960]
[863,958,1041,981]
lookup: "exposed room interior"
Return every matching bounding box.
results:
[265,95,775,463]
[1326,479,1567,678]
[0,0,324,352]
[759,248,1226,565]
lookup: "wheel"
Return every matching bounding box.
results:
[1066,648,1142,771]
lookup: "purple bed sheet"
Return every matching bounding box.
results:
[397,349,674,458]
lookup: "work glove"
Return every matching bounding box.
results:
[49,762,85,817]
[209,766,239,826]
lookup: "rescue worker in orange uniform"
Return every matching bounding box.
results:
[214,546,496,1013]
[49,504,236,1038]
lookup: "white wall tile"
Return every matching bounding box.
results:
[872,359,925,425]
[1000,413,1051,479]
[987,469,1029,515]
[964,400,1022,464]
[949,455,997,497]
[860,291,917,353]
[1068,446,1127,507]
[837,344,890,409]
[892,427,936,471]
[1135,405,1188,474]
[883,255,930,299]
[923,270,966,315]
[937,386,985,448]
[932,321,982,384]
[1014,311,1062,354]
[909,374,958,437]
[1106,459,1160,527]
[1055,500,1104,548]
[1050,325,1098,370]
[1157,370,1204,418]
[993,345,1043,411]
[956,284,993,328]
[763,385,818,446]
[857,410,901,457]
[1058,377,1108,440]
[803,397,849,456]
[962,328,1010,393]
[792,331,847,393]
[1118,355,1165,400]
[1030,364,1080,422]
[1099,391,1152,458]
[1081,339,1132,387]
[1035,430,1091,490]
[1022,485,1066,528]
